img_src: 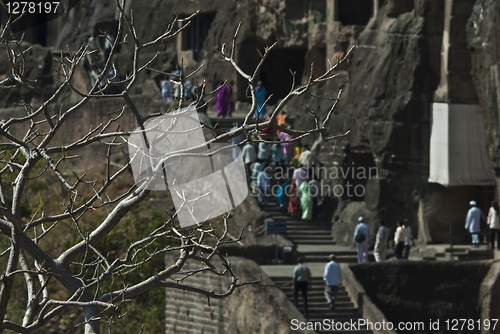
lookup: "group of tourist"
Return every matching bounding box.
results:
[292,254,342,316]
[352,199,500,265]
[465,200,500,249]
[352,216,414,263]
[217,80,268,118]
[161,79,269,119]
[160,70,198,102]
[290,200,500,320]
[241,135,322,221]
[83,34,117,91]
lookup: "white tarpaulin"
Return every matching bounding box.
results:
[429,103,495,186]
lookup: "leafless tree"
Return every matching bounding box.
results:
[0,1,352,333]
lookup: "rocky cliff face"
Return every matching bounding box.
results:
[2,0,496,245]
[283,0,446,243]
[467,0,500,198]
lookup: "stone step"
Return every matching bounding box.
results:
[279,222,331,228]
[271,274,373,334]
[273,276,344,283]
[289,240,335,246]
[286,229,332,235]
[287,236,333,242]
[285,222,331,227]
[280,286,348,293]
[284,295,352,304]
[299,255,358,263]
[288,237,334,242]
[297,250,358,256]
[286,224,331,229]
[287,238,334,244]
[317,327,373,334]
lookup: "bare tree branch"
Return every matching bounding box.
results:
[0,2,353,332]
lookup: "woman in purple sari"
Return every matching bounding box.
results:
[216,81,234,117]
[279,127,296,165]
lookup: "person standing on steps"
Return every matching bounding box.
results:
[279,124,296,167]
[402,219,415,259]
[255,81,267,118]
[271,143,285,170]
[353,216,370,263]
[394,220,406,259]
[298,178,312,221]
[257,141,271,167]
[292,257,312,316]
[374,221,389,262]
[465,200,485,246]
[323,254,342,310]
[241,142,256,183]
[487,200,500,250]
[256,167,271,209]
[216,81,233,117]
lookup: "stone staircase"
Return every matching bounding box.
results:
[210,114,372,331]
[445,246,493,261]
[268,211,334,245]
[259,188,372,332]
[271,276,372,334]
[209,114,246,132]
[264,197,370,264]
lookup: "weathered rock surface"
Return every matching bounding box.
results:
[351,261,492,334]
[467,0,500,197]
[2,0,498,247]
[282,0,446,243]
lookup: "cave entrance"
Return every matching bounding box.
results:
[338,0,373,26]
[258,48,307,105]
[181,13,215,61]
[236,38,260,102]
[474,186,496,217]
[6,13,48,45]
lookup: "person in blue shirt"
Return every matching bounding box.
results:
[353,216,370,263]
[255,81,267,117]
[323,254,342,310]
[256,168,270,207]
[465,200,485,246]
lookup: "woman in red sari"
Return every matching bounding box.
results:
[288,181,301,218]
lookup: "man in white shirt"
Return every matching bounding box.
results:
[256,168,270,207]
[465,200,485,246]
[241,142,256,181]
[298,144,321,170]
[257,142,271,166]
[323,254,342,310]
[353,216,370,263]
[394,220,406,259]
[402,219,415,259]
[488,201,500,250]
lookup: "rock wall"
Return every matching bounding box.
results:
[286,0,446,244]
[351,261,492,334]
[2,0,498,245]
[467,0,500,200]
